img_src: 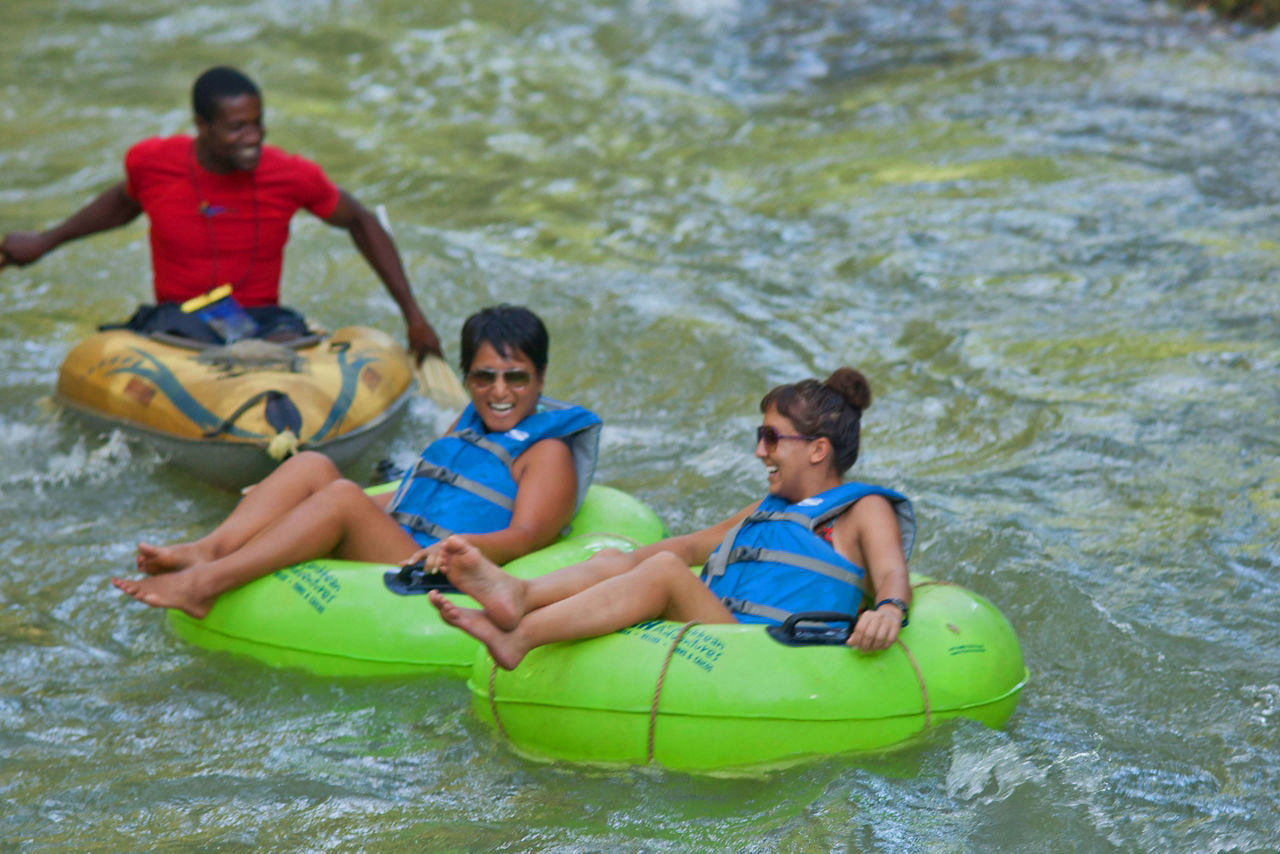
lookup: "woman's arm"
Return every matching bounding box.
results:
[626,501,758,568]
[832,494,910,651]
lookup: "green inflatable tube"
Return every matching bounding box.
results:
[167,485,668,677]
[468,577,1028,772]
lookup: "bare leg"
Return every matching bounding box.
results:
[434,539,645,630]
[430,546,734,669]
[115,479,418,618]
[136,542,186,575]
[136,452,344,574]
[429,591,526,667]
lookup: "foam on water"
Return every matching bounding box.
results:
[3,0,1280,849]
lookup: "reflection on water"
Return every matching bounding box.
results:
[3,0,1280,849]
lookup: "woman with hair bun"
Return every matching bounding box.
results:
[426,368,916,670]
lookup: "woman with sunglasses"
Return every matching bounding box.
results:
[113,305,600,619]
[425,367,915,669]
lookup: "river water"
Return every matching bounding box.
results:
[3,0,1280,850]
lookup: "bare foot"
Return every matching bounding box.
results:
[136,542,205,575]
[435,536,526,631]
[428,589,529,670]
[112,572,217,619]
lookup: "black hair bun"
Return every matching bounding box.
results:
[824,367,871,411]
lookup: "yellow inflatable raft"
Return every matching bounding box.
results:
[56,326,415,489]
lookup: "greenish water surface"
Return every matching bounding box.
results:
[3,0,1280,850]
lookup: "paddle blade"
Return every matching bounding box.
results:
[417,354,469,410]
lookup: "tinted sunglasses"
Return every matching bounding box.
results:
[756,425,817,449]
[466,368,534,390]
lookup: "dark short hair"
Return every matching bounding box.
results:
[459,305,550,375]
[192,66,261,122]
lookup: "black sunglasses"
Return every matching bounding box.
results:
[466,368,533,390]
[756,425,817,449]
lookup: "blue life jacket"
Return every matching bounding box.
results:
[386,397,602,547]
[700,482,915,625]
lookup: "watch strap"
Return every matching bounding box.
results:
[874,597,909,627]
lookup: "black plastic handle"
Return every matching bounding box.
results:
[373,458,406,484]
[382,561,459,596]
[766,611,858,647]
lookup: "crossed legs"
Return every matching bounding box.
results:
[427,536,734,669]
[114,452,418,618]
[134,451,348,575]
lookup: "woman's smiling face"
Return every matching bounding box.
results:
[754,405,819,501]
[465,341,544,432]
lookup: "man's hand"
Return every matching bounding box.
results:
[326,190,442,363]
[407,315,444,363]
[2,183,141,273]
[0,231,57,268]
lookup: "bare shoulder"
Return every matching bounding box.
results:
[511,436,575,482]
[830,493,901,564]
[847,493,897,525]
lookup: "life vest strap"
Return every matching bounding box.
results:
[389,512,456,542]
[744,509,814,528]
[720,596,793,624]
[725,545,869,594]
[701,516,749,581]
[703,510,852,583]
[407,460,516,511]
[448,428,515,468]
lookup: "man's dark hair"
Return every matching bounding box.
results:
[460,305,550,376]
[192,66,261,122]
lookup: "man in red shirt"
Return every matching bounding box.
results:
[0,66,441,360]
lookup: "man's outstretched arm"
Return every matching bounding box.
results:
[324,189,443,362]
[1,182,142,269]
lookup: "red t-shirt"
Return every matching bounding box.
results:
[124,135,340,307]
